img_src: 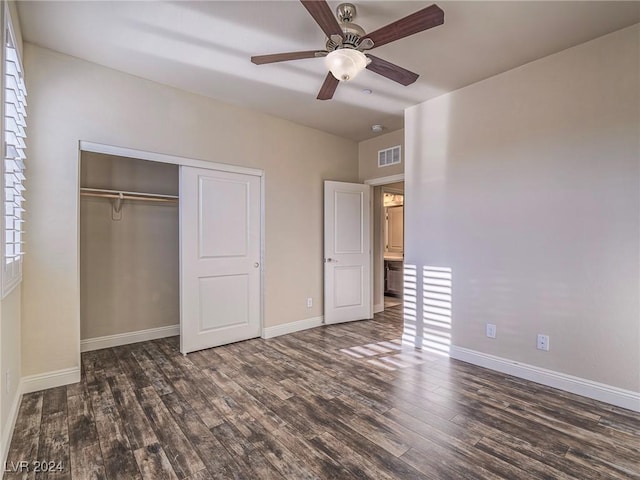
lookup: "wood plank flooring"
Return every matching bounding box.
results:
[5,306,640,479]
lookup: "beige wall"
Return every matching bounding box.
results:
[80,153,179,339]
[405,25,639,392]
[358,129,404,182]
[384,182,404,192]
[81,152,179,195]
[23,44,358,377]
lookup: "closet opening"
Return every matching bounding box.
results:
[78,142,265,355]
[80,151,180,351]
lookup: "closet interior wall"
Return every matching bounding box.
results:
[80,152,179,341]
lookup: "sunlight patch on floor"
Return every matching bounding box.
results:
[339,338,429,371]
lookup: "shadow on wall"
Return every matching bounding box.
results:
[403,264,452,356]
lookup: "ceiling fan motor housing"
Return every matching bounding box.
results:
[326,30,363,51]
[326,4,366,51]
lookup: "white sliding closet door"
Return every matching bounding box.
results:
[180,166,262,354]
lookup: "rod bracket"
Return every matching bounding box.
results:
[111,192,123,221]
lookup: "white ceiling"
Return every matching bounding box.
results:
[17,1,640,141]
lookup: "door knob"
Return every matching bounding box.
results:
[254,262,260,268]
[325,258,338,263]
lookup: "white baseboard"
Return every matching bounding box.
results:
[1,386,22,472]
[21,367,81,395]
[262,316,324,339]
[450,346,640,412]
[374,303,384,314]
[81,324,180,352]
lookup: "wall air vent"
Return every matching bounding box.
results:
[378,145,401,168]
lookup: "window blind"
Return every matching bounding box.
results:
[3,27,26,295]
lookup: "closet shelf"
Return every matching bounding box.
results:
[80,187,178,203]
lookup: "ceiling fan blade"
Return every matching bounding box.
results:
[300,0,344,38]
[317,72,339,100]
[366,55,419,86]
[362,4,444,49]
[251,50,323,65]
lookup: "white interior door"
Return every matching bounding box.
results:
[180,166,261,354]
[324,181,372,324]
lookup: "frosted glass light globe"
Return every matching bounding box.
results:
[324,49,368,82]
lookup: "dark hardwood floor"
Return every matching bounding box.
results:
[5,306,640,479]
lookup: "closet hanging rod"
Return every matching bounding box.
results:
[80,187,178,203]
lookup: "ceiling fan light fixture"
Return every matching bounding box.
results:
[324,48,369,82]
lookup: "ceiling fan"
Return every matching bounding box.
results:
[251,1,444,100]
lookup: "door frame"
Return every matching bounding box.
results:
[77,141,266,350]
[364,174,405,314]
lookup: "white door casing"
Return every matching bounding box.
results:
[180,166,261,354]
[324,181,372,324]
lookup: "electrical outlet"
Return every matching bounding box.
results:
[5,369,9,394]
[537,334,550,351]
[486,324,497,339]
[306,297,313,308]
